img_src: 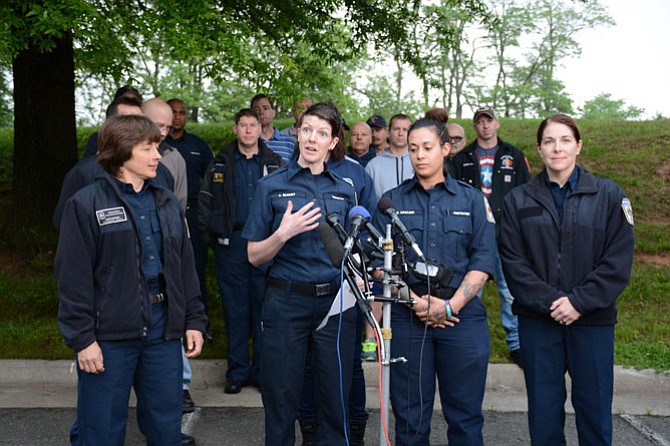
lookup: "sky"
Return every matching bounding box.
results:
[557,0,670,119]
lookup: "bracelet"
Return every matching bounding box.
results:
[445,299,453,319]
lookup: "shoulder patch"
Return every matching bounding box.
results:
[621,198,634,226]
[484,197,496,224]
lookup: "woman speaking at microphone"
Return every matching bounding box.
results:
[372,118,496,445]
[243,102,358,446]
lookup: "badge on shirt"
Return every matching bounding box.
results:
[213,172,224,183]
[504,174,512,183]
[500,154,514,169]
[96,207,128,226]
[621,198,634,226]
[483,197,496,224]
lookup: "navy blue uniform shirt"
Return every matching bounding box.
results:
[372,175,496,289]
[165,131,213,201]
[234,150,262,227]
[242,160,357,283]
[118,180,163,295]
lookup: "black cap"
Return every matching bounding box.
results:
[366,114,387,129]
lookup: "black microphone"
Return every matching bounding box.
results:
[377,197,426,261]
[363,219,384,250]
[343,205,371,257]
[326,212,348,244]
[319,222,344,268]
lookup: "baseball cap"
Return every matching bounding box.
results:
[473,107,497,121]
[366,114,387,129]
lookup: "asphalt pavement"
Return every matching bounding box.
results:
[1,359,669,445]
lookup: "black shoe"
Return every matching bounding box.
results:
[349,420,366,446]
[224,380,244,394]
[181,433,196,446]
[509,349,524,369]
[298,419,317,446]
[182,389,195,413]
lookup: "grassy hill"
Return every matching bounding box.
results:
[0,118,668,369]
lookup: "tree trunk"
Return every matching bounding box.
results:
[4,33,77,253]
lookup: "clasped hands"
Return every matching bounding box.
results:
[410,293,460,328]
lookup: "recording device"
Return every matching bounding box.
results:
[377,197,426,261]
[412,258,453,290]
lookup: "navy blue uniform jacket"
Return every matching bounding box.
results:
[55,174,207,352]
[499,167,635,325]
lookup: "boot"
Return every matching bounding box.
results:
[349,420,366,446]
[299,419,317,446]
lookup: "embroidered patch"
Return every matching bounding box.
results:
[96,207,128,226]
[500,154,514,169]
[484,197,496,224]
[621,198,634,226]
[213,172,224,183]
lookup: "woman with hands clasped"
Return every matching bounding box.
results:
[499,114,635,446]
[371,118,496,445]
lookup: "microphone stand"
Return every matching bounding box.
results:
[336,225,409,446]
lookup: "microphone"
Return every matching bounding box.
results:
[363,219,384,250]
[377,197,426,261]
[319,222,344,268]
[326,212,348,244]
[343,206,371,257]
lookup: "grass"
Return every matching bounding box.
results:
[0,118,668,371]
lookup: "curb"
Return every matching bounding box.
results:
[1,360,668,415]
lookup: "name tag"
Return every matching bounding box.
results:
[278,192,296,198]
[330,194,346,201]
[398,210,416,215]
[452,211,471,217]
[96,207,128,226]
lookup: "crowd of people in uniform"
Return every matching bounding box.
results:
[53,86,635,446]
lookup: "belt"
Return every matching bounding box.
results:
[267,277,339,297]
[150,292,166,304]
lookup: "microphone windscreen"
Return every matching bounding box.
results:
[319,222,344,267]
[348,205,371,220]
[377,196,395,214]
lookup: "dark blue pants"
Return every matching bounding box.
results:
[261,283,356,446]
[390,298,490,446]
[519,317,615,446]
[70,303,182,446]
[186,204,208,309]
[297,305,368,423]
[214,230,265,383]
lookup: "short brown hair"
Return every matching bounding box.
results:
[536,114,582,145]
[97,115,161,176]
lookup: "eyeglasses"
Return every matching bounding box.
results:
[450,136,464,143]
[299,126,332,141]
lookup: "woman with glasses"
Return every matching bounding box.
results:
[243,102,358,446]
[499,114,635,446]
